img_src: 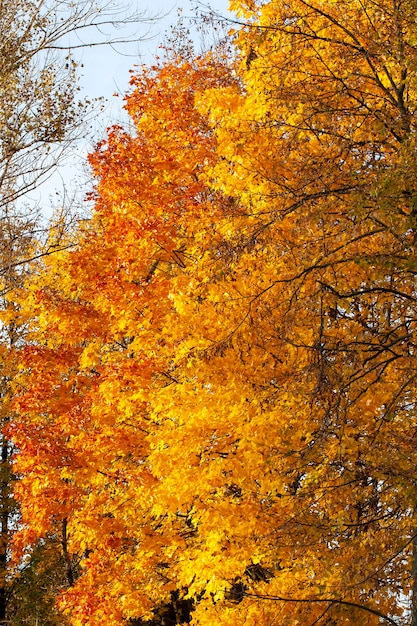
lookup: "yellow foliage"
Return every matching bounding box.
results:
[10,2,417,624]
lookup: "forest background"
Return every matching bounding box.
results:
[2,0,417,625]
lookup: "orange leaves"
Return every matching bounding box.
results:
[11,54,247,625]
[9,3,417,625]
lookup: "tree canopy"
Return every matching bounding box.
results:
[10,0,417,624]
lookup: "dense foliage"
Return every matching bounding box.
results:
[0,1,151,623]
[10,0,417,624]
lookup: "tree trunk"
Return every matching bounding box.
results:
[411,528,417,626]
[62,519,74,587]
[0,439,9,623]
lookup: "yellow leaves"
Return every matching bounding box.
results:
[9,7,417,625]
[196,85,242,121]
[228,0,261,19]
[79,340,101,370]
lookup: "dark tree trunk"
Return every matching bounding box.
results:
[411,529,417,626]
[0,439,9,623]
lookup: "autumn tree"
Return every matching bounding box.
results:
[11,0,417,625]
[195,0,417,621]
[0,1,156,623]
[10,52,238,625]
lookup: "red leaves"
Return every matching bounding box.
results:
[11,6,417,624]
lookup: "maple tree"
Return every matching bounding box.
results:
[12,53,239,625]
[0,2,160,623]
[10,0,417,625]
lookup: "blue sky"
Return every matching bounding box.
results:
[78,0,231,108]
[34,0,232,216]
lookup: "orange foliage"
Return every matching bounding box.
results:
[11,1,417,624]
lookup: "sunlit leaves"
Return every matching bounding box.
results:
[11,1,417,624]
